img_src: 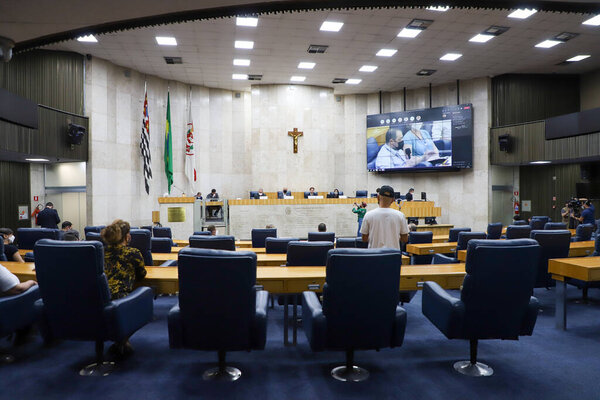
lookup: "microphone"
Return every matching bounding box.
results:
[405,148,411,159]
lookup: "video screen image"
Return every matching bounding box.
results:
[366,104,473,172]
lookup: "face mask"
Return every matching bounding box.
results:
[412,123,423,130]
[8,235,15,243]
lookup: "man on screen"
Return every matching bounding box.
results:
[374,127,437,170]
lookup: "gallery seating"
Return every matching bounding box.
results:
[287,241,334,266]
[193,231,211,236]
[530,230,571,288]
[407,231,433,264]
[85,232,103,244]
[151,237,173,253]
[422,239,541,376]
[505,225,532,239]
[571,223,594,242]
[17,228,59,249]
[307,232,335,242]
[0,285,40,362]
[189,235,236,251]
[486,223,503,240]
[433,231,487,263]
[251,228,277,248]
[335,238,357,248]
[264,237,298,254]
[512,220,528,226]
[448,227,471,243]
[544,222,567,230]
[355,190,368,198]
[129,229,153,266]
[529,219,546,230]
[531,216,551,225]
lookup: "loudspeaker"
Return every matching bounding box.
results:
[498,134,511,152]
[421,192,427,201]
[67,123,86,145]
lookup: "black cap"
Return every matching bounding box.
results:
[377,185,394,198]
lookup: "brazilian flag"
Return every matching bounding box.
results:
[164,92,173,194]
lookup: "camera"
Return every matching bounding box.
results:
[568,197,582,217]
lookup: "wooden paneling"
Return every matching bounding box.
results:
[0,161,31,231]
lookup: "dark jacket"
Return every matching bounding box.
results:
[37,208,60,229]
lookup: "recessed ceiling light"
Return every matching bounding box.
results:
[566,55,591,62]
[535,40,561,48]
[236,17,258,27]
[440,53,462,61]
[508,8,537,19]
[290,76,306,82]
[77,35,97,43]
[25,158,49,162]
[346,79,362,85]
[232,74,248,80]
[530,160,551,165]
[156,36,177,46]
[426,6,449,12]
[359,65,378,72]
[234,40,254,49]
[298,62,316,69]
[398,28,423,38]
[583,15,600,26]
[469,34,495,43]
[233,59,251,66]
[376,48,397,57]
[320,21,344,32]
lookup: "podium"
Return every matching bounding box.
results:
[157,197,196,240]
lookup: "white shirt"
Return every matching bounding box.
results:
[360,207,409,250]
[374,144,409,169]
[0,264,20,294]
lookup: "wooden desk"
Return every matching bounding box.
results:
[18,249,31,256]
[173,240,253,248]
[413,224,453,236]
[432,235,448,243]
[457,240,596,262]
[549,256,600,330]
[406,242,458,255]
[151,252,287,266]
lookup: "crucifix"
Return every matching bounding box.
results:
[287,128,303,153]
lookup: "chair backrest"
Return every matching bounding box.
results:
[355,190,368,198]
[85,232,104,244]
[355,237,368,248]
[304,191,318,198]
[456,231,487,251]
[0,240,6,261]
[251,228,277,248]
[409,231,433,264]
[335,238,357,248]
[277,191,284,199]
[249,191,259,199]
[308,232,335,242]
[505,225,532,239]
[512,220,528,226]
[177,248,257,349]
[264,237,298,254]
[34,240,111,340]
[140,225,153,232]
[594,234,600,256]
[544,222,567,230]
[329,191,343,197]
[193,231,212,236]
[529,219,546,230]
[84,225,106,235]
[531,216,550,225]
[287,241,334,266]
[189,235,236,251]
[151,237,173,253]
[322,248,402,348]
[449,227,471,243]
[17,228,59,249]
[462,239,540,338]
[152,227,172,239]
[574,223,594,242]
[486,222,503,240]
[129,229,153,265]
[530,230,571,287]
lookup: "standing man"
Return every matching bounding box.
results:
[405,188,414,202]
[577,200,595,226]
[361,185,409,249]
[36,202,60,229]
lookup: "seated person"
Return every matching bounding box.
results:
[375,127,437,169]
[0,228,24,262]
[206,188,221,217]
[408,223,417,232]
[194,192,203,200]
[403,122,440,158]
[265,224,275,229]
[281,187,291,197]
[0,264,37,296]
[63,231,79,241]
[308,187,317,197]
[61,221,80,240]
[257,188,266,198]
[331,188,340,198]
[207,225,217,235]
[405,188,414,201]
[318,223,327,232]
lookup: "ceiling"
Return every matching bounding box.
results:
[2,1,600,94]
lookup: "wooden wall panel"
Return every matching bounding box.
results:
[0,161,31,231]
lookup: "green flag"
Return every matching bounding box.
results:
[164,92,173,194]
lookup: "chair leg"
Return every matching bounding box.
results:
[79,341,116,377]
[202,350,241,381]
[330,350,370,382]
[452,339,493,377]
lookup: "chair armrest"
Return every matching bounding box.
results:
[252,290,269,350]
[0,286,41,336]
[432,253,458,264]
[520,296,540,336]
[167,303,183,348]
[160,260,178,267]
[391,305,407,348]
[422,281,465,339]
[104,286,154,342]
[302,291,327,351]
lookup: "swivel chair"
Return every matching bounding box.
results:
[531,216,550,225]
[486,223,503,240]
[151,237,173,253]
[448,227,471,243]
[304,191,319,198]
[407,231,433,264]
[505,225,532,239]
[308,232,335,242]
[512,220,528,226]
[264,237,298,254]
[336,238,357,248]
[572,223,594,242]
[189,235,236,251]
[17,228,59,249]
[251,228,277,248]
[433,231,487,264]
[129,229,153,266]
[355,190,368,198]
[287,241,334,266]
[0,285,40,362]
[193,231,212,236]
[544,222,567,230]
[530,230,571,289]
[529,219,546,231]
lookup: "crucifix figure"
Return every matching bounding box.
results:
[287,128,303,153]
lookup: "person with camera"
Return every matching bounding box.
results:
[577,200,595,226]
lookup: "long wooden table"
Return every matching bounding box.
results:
[456,240,596,262]
[549,256,600,330]
[173,240,253,248]
[406,242,458,255]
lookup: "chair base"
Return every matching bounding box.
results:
[79,361,116,377]
[1,354,15,364]
[453,360,493,377]
[331,365,370,382]
[202,366,241,381]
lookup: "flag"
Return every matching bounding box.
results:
[140,85,152,194]
[184,95,197,193]
[164,92,173,194]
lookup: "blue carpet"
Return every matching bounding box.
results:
[1,286,600,400]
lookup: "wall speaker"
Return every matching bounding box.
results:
[67,123,86,145]
[498,134,511,152]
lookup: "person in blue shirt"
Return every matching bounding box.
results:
[374,127,436,170]
[578,200,595,226]
[403,122,440,159]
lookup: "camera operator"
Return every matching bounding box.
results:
[560,202,571,225]
[577,200,595,226]
[566,198,582,229]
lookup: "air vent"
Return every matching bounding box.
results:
[484,25,510,36]
[407,19,434,30]
[248,74,262,81]
[416,69,436,76]
[332,78,347,84]
[307,44,329,54]
[164,57,182,65]
[553,32,579,42]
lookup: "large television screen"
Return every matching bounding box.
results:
[366,104,473,172]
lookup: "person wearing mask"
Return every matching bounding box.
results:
[374,127,437,169]
[0,228,24,262]
[36,202,60,229]
[360,185,409,249]
[405,188,414,202]
[352,202,367,237]
[331,188,340,198]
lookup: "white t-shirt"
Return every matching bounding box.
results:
[360,207,409,249]
[0,264,20,294]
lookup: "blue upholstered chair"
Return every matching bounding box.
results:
[17,228,59,249]
[84,225,106,237]
[486,223,503,240]
[140,225,152,232]
[433,231,487,264]
[152,227,172,239]
[366,137,381,170]
[34,239,154,376]
[512,220,528,226]
[532,216,551,225]
[249,191,259,199]
[151,237,172,253]
[328,191,343,197]
[304,191,319,198]
[85,232,104,244]
[0,241,6,261]
[544,222,567,230]
[572,223,594,242]
[0,285,40,362]
[422,239,541,376]
[168,248,268,381]
[193,231,212,236]
[530,230,571,289]
[355,238,368,248]
[506,225,532,239]
[302,248,407,381]
[336,238,357,248]
[529,219,546,230]
[355,190,368,198]
[408,231,433,264]
[287,241,334,266]
[264,237,298,254]
[448,227,471,243]
[308,232,335,242]
[129,229,153,266]
[189,235,236,251]
[251,228,277,248]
